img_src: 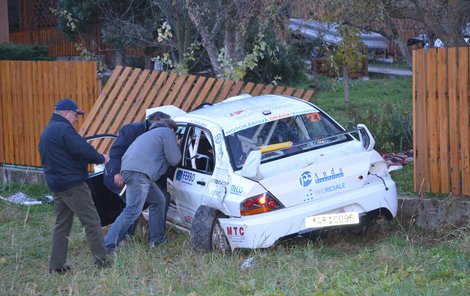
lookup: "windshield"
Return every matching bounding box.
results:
[225,112,350,169]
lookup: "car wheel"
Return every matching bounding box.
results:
[190,205,230,253]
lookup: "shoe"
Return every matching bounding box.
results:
[105,248,115,255]
[95,257,112,269]
[49,265,71,275]
[150,237,168,248]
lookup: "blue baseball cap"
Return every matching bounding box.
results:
[54,98,85,115]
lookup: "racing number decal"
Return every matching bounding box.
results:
[306,112,321,123]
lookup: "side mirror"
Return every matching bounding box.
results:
[357,124,375,151]
[240,150,263,180]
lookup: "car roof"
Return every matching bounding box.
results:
[180,94,319,135]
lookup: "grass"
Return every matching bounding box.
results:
[0,199,468,295]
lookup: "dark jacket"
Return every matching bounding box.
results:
[38,113,105,193]
[103,121,148,194]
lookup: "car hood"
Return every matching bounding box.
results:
[256,142,373,208]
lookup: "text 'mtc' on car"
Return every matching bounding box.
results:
[87,94,398,252]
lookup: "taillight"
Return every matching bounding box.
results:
[240,192,284,216]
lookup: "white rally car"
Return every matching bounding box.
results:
[88,94,397,252]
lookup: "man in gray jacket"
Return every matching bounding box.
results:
[104,119,182,252]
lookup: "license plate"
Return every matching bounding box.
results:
[305,212,359,228]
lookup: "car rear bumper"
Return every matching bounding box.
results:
[218,177,397,250]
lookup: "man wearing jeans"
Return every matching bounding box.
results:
[39,98,110,274]
[104,119,181,253]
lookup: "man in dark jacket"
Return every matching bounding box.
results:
[38,98,110,274]
[103,111,170,195]
[104,119,182,253]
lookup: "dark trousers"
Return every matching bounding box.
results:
[49,182,106,269]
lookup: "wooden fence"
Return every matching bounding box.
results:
[0,62,315,168]
[0,60,99,167]
[79,66,315,155]
[413,47,470,195]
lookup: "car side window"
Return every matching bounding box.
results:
[182,126,215,173]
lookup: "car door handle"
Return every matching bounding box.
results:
[196,181,206,186]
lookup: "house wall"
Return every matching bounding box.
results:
[0,0,9,42]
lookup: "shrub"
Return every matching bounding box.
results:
[0,43,53,61]
[347,103,413,152]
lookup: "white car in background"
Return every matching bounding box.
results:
[89,94,398,252]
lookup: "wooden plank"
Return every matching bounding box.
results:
[126,71,159,123]
[192,78,215,107]
[138,71,168,120]
[182,76,207,111]
[98,68,142,136]
[207,79,225,104]
[427,49,440,193]
[283,87,295,96]
[416,49,429,193]
[110,69,150,131]
[293,88,305,98]
[251,84,264,96]
[26,60,35,166]
[243,82,255,94]
[28,61,38,166]
[12,61,23,164]
[173,75,197,108]
[458,47,470,194]
[228,81,244,97]
[0,62,7,163]
[447,48,460,194]
[79,66,125,135]
[166,74,188,106]
[150,72,178,117]
[82,67,131,136]
[5,61,15,164]
[217,80,235,101]
[36,62,46,166]
[437,48,450,193]
[301,89,315,101]
[261,84,274,95]
[272,86,286,95]
[412,51,418,192]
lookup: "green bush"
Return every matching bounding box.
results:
[0,43,53,61]
[347,103,413,152]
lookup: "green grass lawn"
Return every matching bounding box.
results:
[0,200,468,295]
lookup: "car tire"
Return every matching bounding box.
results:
[190,205,230,253]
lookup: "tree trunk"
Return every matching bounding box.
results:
[343,66,350,107]
[115,49,126,67]
[187,2,223,76]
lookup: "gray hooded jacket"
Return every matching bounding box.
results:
[121,125,181,181]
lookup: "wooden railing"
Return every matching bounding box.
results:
[413,47,470,195]
[79,66,315,155]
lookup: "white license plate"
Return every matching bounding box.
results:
[305,212,360,228]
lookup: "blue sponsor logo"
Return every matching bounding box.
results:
[176,170,195,185]
[315,168,344,184]
[215,133,222,143]
[300,171,313,187]
[315,182,346,195]
[230,185,243,195]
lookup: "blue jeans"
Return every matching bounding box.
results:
[104,171,168,251]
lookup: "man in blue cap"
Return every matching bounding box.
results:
[39,98,110,274]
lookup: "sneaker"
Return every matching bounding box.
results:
[95,257,112,269]
[49,265,71,275]
[150,237,168,248]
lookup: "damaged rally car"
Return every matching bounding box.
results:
[87,94,397,252]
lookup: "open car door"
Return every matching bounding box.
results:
[85,134,125,226]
